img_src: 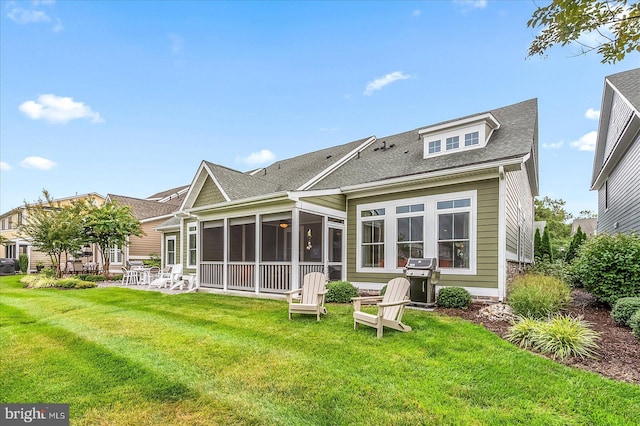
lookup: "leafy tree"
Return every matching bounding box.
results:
[528,0,640,64]
[18,190,87,278]
[0,235,8,246]
[566,226,588,263]
[577,210,598,219]
[84,201,144,278]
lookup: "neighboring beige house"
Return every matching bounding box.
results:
[106,186,188,274]
[158,98,538,302]
[0,193,105,272]
[571,218,597,237]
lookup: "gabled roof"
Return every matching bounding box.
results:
[311,99,538,190]
[147,185,189,200]
[591,68,640,190]
[108,194,179,220]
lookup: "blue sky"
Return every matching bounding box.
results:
[1,0,638,217]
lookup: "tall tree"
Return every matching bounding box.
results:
[18,190,87,278]
[535,196,572,260]
[534,227,543,260]
[84,201,144,278]
[528,0,640,64]
[541,226,554,262]
[566,225,588,263]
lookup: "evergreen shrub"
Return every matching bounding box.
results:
[325,281,359,303]
[571,233,640,305]
[437,287,472,309]
[611,297,640,327]
[18,254,29,273]
[629,310,640,340]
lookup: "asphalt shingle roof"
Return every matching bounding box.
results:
[108,194,179,220]
[607,68,640,112]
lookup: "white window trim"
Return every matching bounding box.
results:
[165,235,177,266]
[109,245,123,265]
[356,190,477,275]
[187,222,198,268]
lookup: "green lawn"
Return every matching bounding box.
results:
[1,275,639,425]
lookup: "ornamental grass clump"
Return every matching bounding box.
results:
[508,275,570,319]
[20,275,96,289]
[611,297,640,327]
[507,315,600,360]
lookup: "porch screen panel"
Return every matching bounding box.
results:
[261,219,291,262]
[229,222,255,262]
[299,212,323,263]
[201,225,223,262]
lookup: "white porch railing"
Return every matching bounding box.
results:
[299,262,325,284]
[200,262,224,288]
[259,262,292,293]
[228,262,255,291]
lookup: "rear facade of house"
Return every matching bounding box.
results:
[158,99,539,301]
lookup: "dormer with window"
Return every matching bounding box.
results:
[420,113,500,158]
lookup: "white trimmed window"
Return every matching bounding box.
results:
[109,246,123,264]
[166,236,176,265]
[446,136,459,150]
[465,131,479,146]
[428,140,441,154]
[187,223,197,268]
[356,191,476,274]
[360,208,385,268]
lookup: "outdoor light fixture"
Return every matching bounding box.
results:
[279,222,289,229]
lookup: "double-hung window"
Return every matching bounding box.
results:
[166,236,176,265]
[446,136,459,150]
[396,204,424,268]
[361,209,385,268]
[187,223,197,267]
[437,198,471,269]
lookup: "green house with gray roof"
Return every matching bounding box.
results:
[158,98,538,301]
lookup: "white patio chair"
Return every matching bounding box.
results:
[121,267,139,286]
[352,277,412,338]
[150,264,183,288]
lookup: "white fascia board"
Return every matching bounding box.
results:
[340,157,525,195]
[296,136,377,190]
[179,161,209,211]
[140,213,177,224]
[287,188,343,200]
[418,112,500,136]
[158,187,189,204]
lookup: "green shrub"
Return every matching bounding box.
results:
[75,281,97,289]
[533,315,600,360]
[437,287,472,309]
[611,297,640,327]
[83,275,107,282]
[507,315,600,360]
[41,267,56,278]
[18,254,29,273]
[571,233,640,305]
[380,284,387,296]
[57,279,79,288]
[629,310,640,340]
[528,260,571,284]
[326,281,359,303]
[143,254,161,268]
[20,276,97,289]
[508,275,570,319]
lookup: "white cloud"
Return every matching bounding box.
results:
[412,10,422,16]
[0,162,12,171]
[7,7,50,24]
[168,33,184,55]
[454,0,487,9]
[20,156,56,170]
[19,94,104,124]
[585,108,600,120]
[364,71,411,96]
[52,17,63,33]
[570,131,598,151]
[240,149,276,165]
[542,141,564,149]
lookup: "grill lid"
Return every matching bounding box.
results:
[405,257,437,270]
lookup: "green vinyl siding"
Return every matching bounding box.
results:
[300,194,347,212]
[193,177,227,208]
[347,179,499,289]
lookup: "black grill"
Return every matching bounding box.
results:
[404,257,439,307]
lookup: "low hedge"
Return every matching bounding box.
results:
[629,310,640,340]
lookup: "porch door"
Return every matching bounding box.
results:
[327,224,344,281]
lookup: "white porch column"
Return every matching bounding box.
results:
[223,217,228,291]
[255,214,260,294]
[291,206,300,291]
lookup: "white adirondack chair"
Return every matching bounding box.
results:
[150,264,183,288]
[352,277,412,338]
[285,272,328,321]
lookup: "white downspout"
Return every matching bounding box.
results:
[497,166,507,302]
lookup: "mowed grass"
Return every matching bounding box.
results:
[1,275,639,425]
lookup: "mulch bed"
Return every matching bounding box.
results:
[435,288,640,385]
